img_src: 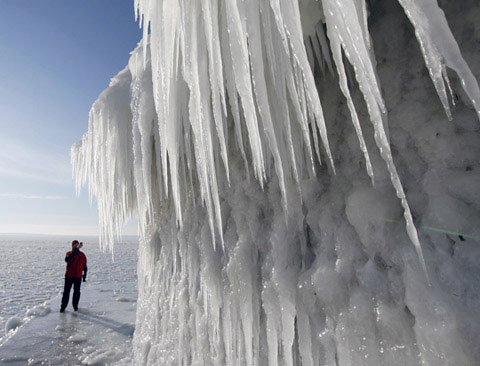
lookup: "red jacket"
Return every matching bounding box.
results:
[65,250,87,278]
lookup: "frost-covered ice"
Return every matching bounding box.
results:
[72,0,480,365]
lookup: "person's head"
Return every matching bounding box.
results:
[72,240,79,249]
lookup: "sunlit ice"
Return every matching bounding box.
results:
[71,0,480,365]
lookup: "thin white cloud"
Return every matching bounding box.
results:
[0,223,99,236]
[0,136,72,185]
[0,194,68,200]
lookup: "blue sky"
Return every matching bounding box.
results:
[0,0,141,235]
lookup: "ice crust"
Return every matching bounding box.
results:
[72,0,480,365]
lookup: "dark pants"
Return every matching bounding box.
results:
[61,276,82,310]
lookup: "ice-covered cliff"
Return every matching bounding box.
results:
[72,0,480,364]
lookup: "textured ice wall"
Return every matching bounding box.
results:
[72,0,480,365]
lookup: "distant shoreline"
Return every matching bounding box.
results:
[0,233,139,240]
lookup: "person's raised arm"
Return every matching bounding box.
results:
[65,248,79,262]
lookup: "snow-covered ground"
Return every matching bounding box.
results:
[0,236,138,365]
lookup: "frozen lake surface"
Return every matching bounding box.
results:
[0,236,137,332]
[0,280,137,365]
[0,235,138,366]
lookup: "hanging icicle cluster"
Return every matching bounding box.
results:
[73,0,479,260]
[72,0,480,364]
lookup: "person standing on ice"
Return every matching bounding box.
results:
[60,240,87,313]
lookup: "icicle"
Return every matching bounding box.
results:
[397,0,480,120]
[327,27,374,183]
[245,0,288,209]
[316,23,334,75]
[323,0,431,279]
[200,0,230,183]
[224,0,266,184]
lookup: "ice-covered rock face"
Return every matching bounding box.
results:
[72,0,480,365]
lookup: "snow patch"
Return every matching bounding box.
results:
[68,333,87,343]
[25,304,51,318]
[115,297,135,303]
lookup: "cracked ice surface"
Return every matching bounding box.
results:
[72,0,480,365]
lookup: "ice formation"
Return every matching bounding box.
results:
[72,0,480,365]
